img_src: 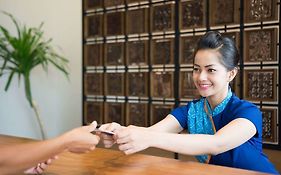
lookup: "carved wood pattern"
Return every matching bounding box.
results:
[85,73,103,95]
[152,4,174,32]
[244,69,277,101]
[105,102,124,125]
[105,73,124,96]
[245,0,277,22]
[181,0,205,29]
[127,103,148,126]
[84,102,103,124]
[151,104,173,125]
[151,72,173,98]
[261,108,277,143]
[128,72,148,96]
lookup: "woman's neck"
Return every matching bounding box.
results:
[206,87,229,109]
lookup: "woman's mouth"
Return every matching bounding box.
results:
[198,83,212,90]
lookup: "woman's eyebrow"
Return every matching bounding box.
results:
[193,63,215,68]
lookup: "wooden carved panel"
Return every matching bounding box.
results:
[127,103,148,126]
[84,102,103,124]
[104,0,124,7]
[180,35,200,64]
[210,0,239,26]
[151,72,174,98]
[105,73,124,96]
[152,39,174,65]
[152,4,174,32]
[105,42,124,66]
[244,0,278,23]
[105,102,125,125]
[180,0,205,29]
[84,73,103,95]
[105,11,124,36]
[84,14,103,38]
[244,69,277,101]
[127,40,148,66]
[127,72,148,97]
[84,43,103,67]
[127,0,145,4]
[261,107,278,143]
[151,104,174,125]
[84,0,103,10]
[244,29,277,62]
[179,71,200,99]
[127,8,148,35]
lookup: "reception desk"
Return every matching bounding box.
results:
[0,134,269,175]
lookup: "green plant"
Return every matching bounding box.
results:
[0,12,69,139]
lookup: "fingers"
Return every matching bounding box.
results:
[89,145,96,150]
[91,121,98,128]
[38,162,48,171]
[83,121,98,133]
[24,157,57,174]
[99,122,121,132]
[34,163,46,174]
[103,138,115,148]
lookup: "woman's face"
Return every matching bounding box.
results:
[193,49,233,99]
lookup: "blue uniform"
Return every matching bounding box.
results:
[171,93,279,174]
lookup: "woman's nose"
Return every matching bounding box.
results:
[198,71,207,80]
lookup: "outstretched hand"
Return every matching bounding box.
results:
[24,156,58,174]
[115,125,151,155]
[61,121,100,153]
[98,122,122,148]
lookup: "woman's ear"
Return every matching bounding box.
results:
[228,67,238,82]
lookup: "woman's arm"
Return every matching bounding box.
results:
[148,114,183,133]
[0,122,100,175]
[116,117,256,155]
[98,115,183,148]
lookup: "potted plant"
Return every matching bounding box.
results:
[0,12,69,139]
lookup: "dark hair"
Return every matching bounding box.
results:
[194,31,239,71]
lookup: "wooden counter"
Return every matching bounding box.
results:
[0,134,269,175]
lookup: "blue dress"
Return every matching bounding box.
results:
[171,92,279,174]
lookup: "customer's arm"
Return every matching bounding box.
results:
[0,122,100,175]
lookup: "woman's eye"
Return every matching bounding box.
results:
[193,67,199,72]
[207,68,215,72]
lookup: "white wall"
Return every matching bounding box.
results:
[0,0,82,139]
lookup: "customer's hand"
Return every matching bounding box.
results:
[24,156,58,174]
[60,121,100,153]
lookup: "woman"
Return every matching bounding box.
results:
[100,31,278,174]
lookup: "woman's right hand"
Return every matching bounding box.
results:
[98,122,122,148]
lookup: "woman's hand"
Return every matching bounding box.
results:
[98,122,122,148]
[24,156,58,174]
[115,125,151,155]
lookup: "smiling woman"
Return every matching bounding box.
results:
[98,31,279,174]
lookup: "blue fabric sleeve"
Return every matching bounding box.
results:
[231,99,262,138]
[170,105,188,129]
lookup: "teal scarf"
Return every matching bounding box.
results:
[186,89,232,163]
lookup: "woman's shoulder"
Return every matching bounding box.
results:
[230,95,258,109]
[228,94,261,115]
